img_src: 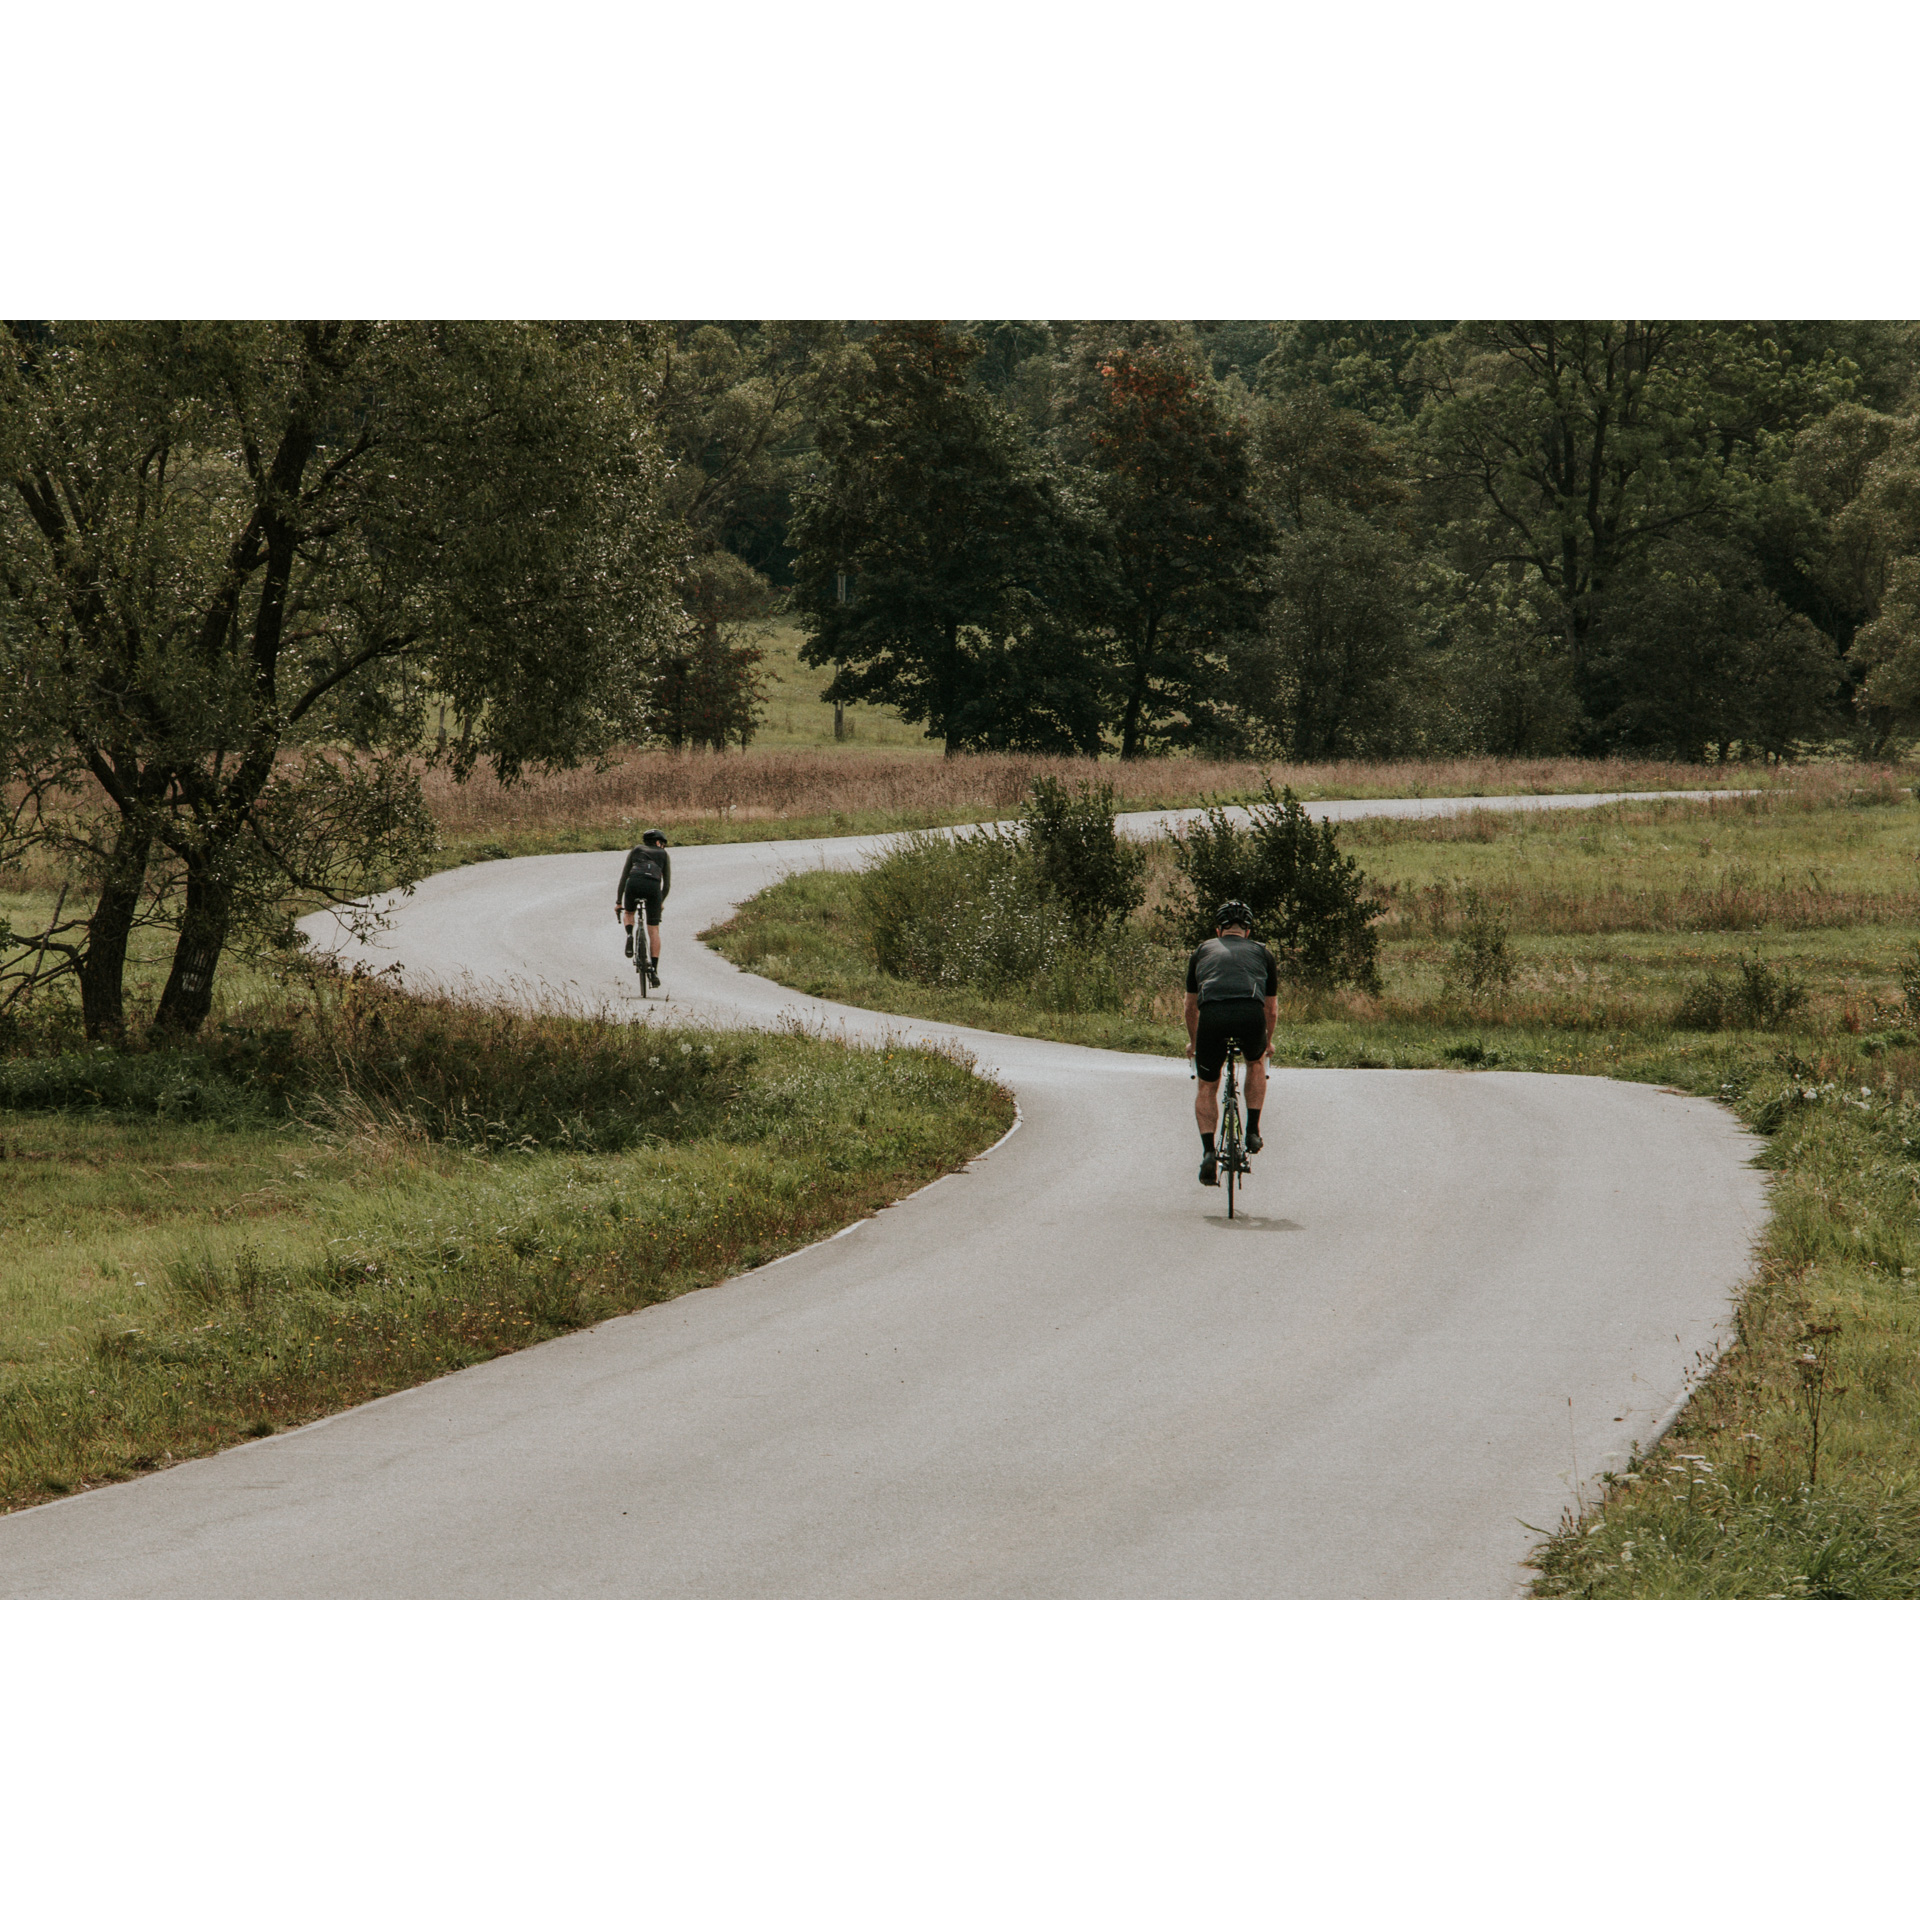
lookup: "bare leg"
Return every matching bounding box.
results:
[649,923,662,961]
[1193,1078,1220,1134]
[1246,1057,1268,1113]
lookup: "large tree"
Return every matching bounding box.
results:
[1415,322,1849,712]
[1248,388,1421,760]
[1061,334,1273,758]
[1582,533,1841,761]
[0,321,678,1040]
[790,323,1110,755]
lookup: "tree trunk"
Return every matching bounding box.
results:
[1119,613,1156,759]
[153,860,234,1038]
[78,818,154,1044]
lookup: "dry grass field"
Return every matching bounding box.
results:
[420,746,1770,861]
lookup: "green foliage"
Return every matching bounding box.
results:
[1413,564,1585,756]
[854,833,1093,1007]
[1255,322,1448,425]
[1259,518,1421,759]
[1166,782,1382,990]
[1416,321,1855,750]
[1061,332,1274,758]
[1251,385,1408,532]
[791,323,1110,755]
[1584,535,1842,760]
[1446,889,1515,996]
[1673,951,1808,1030]
[1241,389,1424,760]
[1018,775,1145,930]
[1852,554,1920,751]
[853,812,1156,1015]
[644,322,853,586]
[0,321,681,1040]
[653,553,772,750]
[857,775,1142,1004]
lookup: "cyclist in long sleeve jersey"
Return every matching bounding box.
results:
[1184,901,1278,1186]
[615,830,671,987]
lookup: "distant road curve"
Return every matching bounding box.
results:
[0,790,1765,1598]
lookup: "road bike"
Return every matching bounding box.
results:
[1218,1037,1253,1219]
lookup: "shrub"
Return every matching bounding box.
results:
[1446,888,1515,996]
[1166,780,1381,991]
[1019,775,1145,931]
[853,828,1151,1012]
[1675,952,1808,1031]
[857,831,1041,984]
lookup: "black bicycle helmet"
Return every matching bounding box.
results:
[642,829,668,848]
[1213,900,1254,931]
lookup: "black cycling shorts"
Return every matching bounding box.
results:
[623,882,664,925]
[1194,1002,1268,1083]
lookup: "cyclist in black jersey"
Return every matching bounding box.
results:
[1184,900,1278,1186]
[615,831,671,987]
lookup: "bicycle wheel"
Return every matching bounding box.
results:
[635,923,650,998]
[1222,1052,1241,1219]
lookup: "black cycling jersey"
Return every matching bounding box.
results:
[616,845,672,911]
[1186,933,1278,1004]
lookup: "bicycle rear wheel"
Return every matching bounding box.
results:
[635,926,650,997]
[1222,1053,1241,1219]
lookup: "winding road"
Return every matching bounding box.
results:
[0,792,1767,1597]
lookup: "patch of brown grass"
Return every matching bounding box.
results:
[418,749,1773,841]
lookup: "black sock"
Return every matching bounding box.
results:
[1201,1132,1215,1153]
[1246,1106,1261,1133]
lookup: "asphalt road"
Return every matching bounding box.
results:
[0,791,1767,1597]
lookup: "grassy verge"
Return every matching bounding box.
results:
[707,782,1920,1596]
[0,976,1011,1513]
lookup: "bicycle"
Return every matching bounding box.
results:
[1218,1037,1253,1219]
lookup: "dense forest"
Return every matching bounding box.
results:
[661,319,1920,762]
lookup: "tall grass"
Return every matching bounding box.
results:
[1349,783,1920,939]
[417,749,1779,846]
[0,967,747,1154]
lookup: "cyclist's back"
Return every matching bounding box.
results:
[1187,931,1274,1008]
[617,840,672,900]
